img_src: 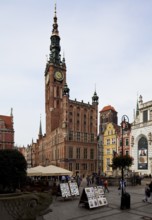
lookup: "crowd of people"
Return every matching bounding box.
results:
[24,173,152,204]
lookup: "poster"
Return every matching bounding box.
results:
[138,137,148,170]
[85,187,95,198]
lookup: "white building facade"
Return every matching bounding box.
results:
[131,95,152,175]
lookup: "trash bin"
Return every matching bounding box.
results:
[121,192,130,209]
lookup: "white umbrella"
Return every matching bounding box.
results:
[27,165,45,176]
[41,165,73,176]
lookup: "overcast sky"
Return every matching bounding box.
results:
[1,0,152,147]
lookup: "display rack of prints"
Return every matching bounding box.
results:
[79,186,108,209]
[60,183,71,198]
[60,182,79,198]
[69,182,80,196]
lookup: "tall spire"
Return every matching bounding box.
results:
[92,88,99,105]
[10,108,13,117]
[52,3,59,36]
[49,3,61,65]
[39,115,42,138]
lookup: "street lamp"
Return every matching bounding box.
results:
[120,115,129,209]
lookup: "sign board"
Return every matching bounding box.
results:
[79,186,108,209]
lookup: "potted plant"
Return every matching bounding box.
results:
[112,155,133,170]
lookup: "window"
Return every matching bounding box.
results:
[106,158,110,171]
[76,148,80,159]
[76,163,79,170]
[112,138,116,144]
[84,148,87,159]
[69,147,73,158]
[150,110,152,120]
[90,149,94,159]
[69,163,72,171]
[57,87,59,97]
[126,151,129,155]
[77,132,80,141]
[91,163,94,171]
[83,163,87,170]
[126,138,129,146]
[107,149,110,155]
[69,131,73,140]
[107,139,110,145]
[91,134,94,142]
[143,110,148,123]
[84,133,87,142]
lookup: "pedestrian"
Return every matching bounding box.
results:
[143,182,151,203]
[104,179,109,193]
[149,181,152,203]
[79,175,87,195]
[118,179,126,195]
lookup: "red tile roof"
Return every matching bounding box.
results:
[0,115,13,129]
[100,105,116,113]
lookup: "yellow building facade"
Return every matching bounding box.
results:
[103,122,118,176]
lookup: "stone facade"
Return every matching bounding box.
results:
[131,95,152,175]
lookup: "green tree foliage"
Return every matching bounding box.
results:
[0,149,27,193]
[112,155,133,169]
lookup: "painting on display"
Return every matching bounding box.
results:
[60,183,71,198]
[69,182,79,196]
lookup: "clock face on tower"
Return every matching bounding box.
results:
[54,71,64,81]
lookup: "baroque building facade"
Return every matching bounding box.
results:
[98,105,119,175]
[98,105,132,176]
[31,6,99,176]
[131,95,152,175]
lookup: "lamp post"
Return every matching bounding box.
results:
[120,115,129,209]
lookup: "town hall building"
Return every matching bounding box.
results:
[31,6,99,176]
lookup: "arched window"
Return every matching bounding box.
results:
[138,137,148,170]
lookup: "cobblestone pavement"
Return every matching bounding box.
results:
[43,183,152,220]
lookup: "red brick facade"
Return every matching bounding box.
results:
[31,7,99,176]
[0,114,14,149]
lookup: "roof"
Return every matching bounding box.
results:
[100,105,117,113]
[0,115,13,129]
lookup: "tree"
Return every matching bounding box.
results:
[112,155,133,169]
[0,149,27,193]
